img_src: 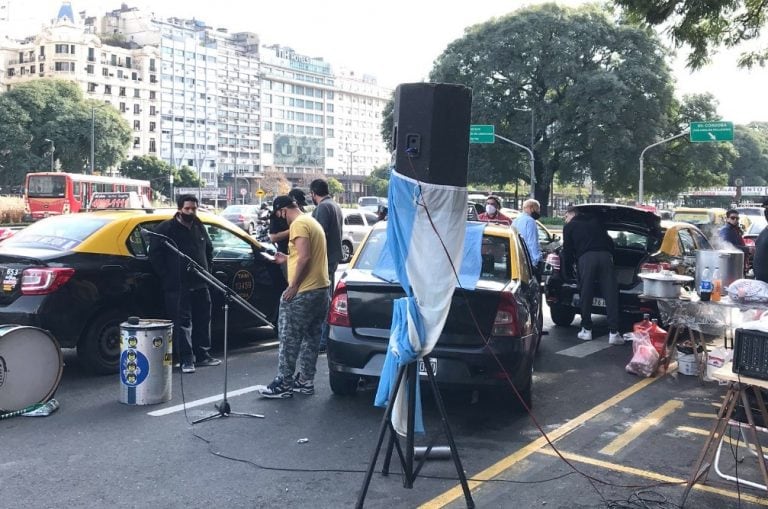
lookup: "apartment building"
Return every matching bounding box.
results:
[0,2,160,162]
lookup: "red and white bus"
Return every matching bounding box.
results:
[24,172,152,220]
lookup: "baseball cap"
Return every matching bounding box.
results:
[272,195,296,214]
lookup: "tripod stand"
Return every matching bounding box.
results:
[356,356,475,508]
[145,230,274,423]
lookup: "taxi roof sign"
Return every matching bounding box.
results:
[88,191,149,210]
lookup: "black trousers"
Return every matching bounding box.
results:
[164,287,212,364]
[577,251,619,331]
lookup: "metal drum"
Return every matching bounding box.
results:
[695,250,744,289]
[0,325,63,412]
[119,318,173,405]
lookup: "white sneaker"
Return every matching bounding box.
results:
[577,328,592,341]
[609,332,624,345]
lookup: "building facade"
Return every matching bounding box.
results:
[0,2,160,166]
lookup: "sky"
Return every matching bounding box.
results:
[3,0,767,124]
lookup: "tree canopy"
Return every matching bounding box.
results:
[615,0,768,69]
[120,155,203,199]
[426,3,689,210]
[0,80,131,186]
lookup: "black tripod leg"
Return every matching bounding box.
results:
[356,364,407,509]
[424,355,475,508]
[404,362,417,488]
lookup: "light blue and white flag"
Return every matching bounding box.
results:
[374,169,468,436]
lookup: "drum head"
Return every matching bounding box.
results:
[0,326,63,412]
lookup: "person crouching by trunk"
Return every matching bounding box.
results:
[259,196,330,398]
[561,207,622,345]
[149,194,221,373]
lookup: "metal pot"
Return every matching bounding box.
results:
[695,250,744,288]
[639,272,694,299]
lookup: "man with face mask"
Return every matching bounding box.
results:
[512,198,542,272]
[149,194,220,373]
[477,195,512,226]
[752,200,768,283]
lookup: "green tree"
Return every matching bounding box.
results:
[0,81,131,177]
[427,4,678,212]
[615,0,768,69]
[327,177,344,198]
[121,155,175,197]
[364,164,390,197]
[730,125,768,186]
[0,95,34,186]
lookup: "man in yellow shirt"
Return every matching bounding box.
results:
[259,195,330,398]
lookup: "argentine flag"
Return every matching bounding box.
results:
[374,169,468,436]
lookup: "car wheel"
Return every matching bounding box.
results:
[549,304,576,327]
[77,309,127,375]
[341,241,353,264]
[535,307,544,355]
[329,371,359,396]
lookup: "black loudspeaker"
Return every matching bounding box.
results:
[391,83,472,187]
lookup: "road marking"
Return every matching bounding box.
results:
[537,448,768,507]
[418,376,658,509]
[147,385,263,416]
[556,340,613,358]
[678,425,761,450]
[599,400,684,456]
[688,412,716,419]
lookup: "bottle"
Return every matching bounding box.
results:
[711,267,722,302]
[699,266,712,302]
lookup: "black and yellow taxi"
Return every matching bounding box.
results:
[0,208,286,374]
[544,204,710,326]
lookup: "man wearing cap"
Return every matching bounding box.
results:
[259,195,329,398]
[477,195,512,226]
[269,188,307,254]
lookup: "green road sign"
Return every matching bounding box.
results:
[690,121,733,142]
[470,124,495,144]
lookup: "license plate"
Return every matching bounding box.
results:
[418,358,437,376]
[572,295,606,307]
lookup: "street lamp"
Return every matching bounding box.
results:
[514,107,535,199]
[44,139,55,172]
[346,147,358,204]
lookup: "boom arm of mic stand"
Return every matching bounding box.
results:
[160,239,275,329]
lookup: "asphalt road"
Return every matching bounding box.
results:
[1,306,766,508]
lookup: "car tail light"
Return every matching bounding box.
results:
[21,267,75,295]
[492,291,522,337]
[545,253,560,272]
[238,214,246,222]
[744,238,755,247]
[328,280,350,327]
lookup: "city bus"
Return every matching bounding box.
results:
[682,186,768,208]
[24,172,152,220]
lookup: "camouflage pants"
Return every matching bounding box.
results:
[277,287,329,382]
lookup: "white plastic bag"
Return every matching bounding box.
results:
[625,332,659,378]
[703,347,733,382]
[727,279,768,303]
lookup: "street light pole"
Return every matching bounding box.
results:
[494,133,534,199]
[514,107,535,198]
[44,138,55,172]
[638,130,688,204]
[90,106,95,175]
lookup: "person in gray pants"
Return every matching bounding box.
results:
[561,207,621,344]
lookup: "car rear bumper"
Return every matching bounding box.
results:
[0,295,78,347]
[327,325,535,389]
[545,281,658,317]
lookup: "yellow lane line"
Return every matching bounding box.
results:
[688,412,716,419]
[418,377,659,509]
[599,400,684,456]
[537,448,768,507]
[678,426,761,451]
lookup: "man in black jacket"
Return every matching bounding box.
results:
[561,207,621,344]
[753,201,768,283]
[149,194,221,373]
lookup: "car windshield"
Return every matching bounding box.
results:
[27,175,66,198]
[672,212,710,225]
[358,197,380,207]
[2,216,110,251]
[355,228,510,282]
[608,229,650,250]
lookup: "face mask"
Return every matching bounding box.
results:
[485,205,497,215]
[531,211,541,220]
[179,212,195,224]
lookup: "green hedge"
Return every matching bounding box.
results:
[539,216,565,226]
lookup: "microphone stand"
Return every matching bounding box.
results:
[144,228,273,423]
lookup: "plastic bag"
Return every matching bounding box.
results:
[727,278,768,303]
[625,332,659,378]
